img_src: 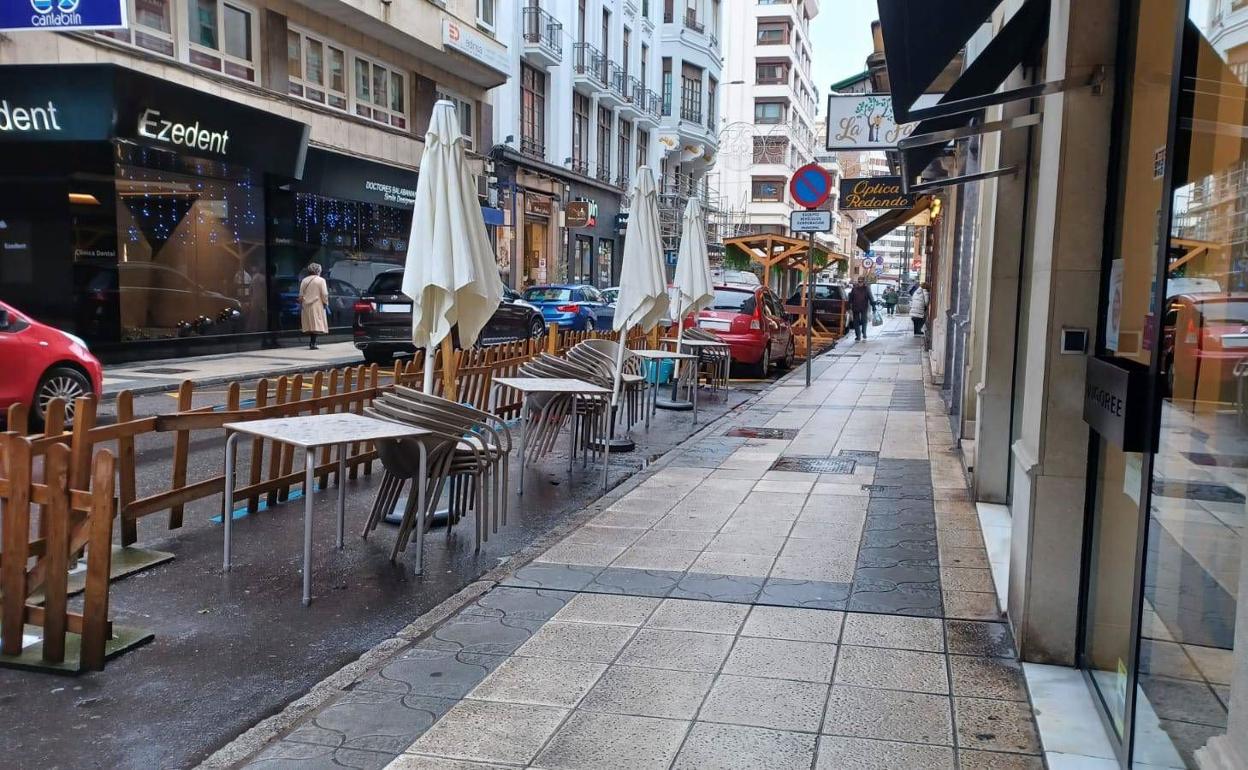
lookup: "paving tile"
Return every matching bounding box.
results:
[821,685,953,745]
[406,700,568,765]
[615,628,735,672]
[814,736,955,770]
[609,492,681,515]
[781,537,861,562]
[388,755,515,770]
[669,572,765,603]
[852,564,941,588]
[653,513,730,532]
[834,645,949,694]
[753,479,816,494]
[946,620,1015,658]
[847,584,943,617]
[944,590,1004,621]
[803,493,870,514]
[532,711,689,770]
[860,524,938,549]
[552,594,661,626]
[561,525,648,548]
[672,723,817,770]
[593,510,667,529]
[512,621,634,663]
[354,648,506,699]
[468,655,606,708]
[758,578,851,610]
[840,613,945,652]
[707,531,788,556]
[771,555,857,583]
[285,690,456,754]
[418,615,545,656]
[956,750,1045,769]
[937,544,991,569]
[935,513,982,532]
[689,551,776,578]
[578,665,714,719]
[813,482,871,497]
[633,528,716,551]
[741,605,844,643]
[940,567,997,594]
[933,500,977,516]
[722,636,838,682]
[462,587,573,621]
[611,545,702,572]
[948,655,1029,701]
[953,697,1042,755]
[582,567,682,597]
[646,598,751,634]
[856,544,939,568]
[502,563,602,592]
[699,674,830,732]
[243,740,393,769]
[534,542,627,567]
[789,520,865,541]
[937,529,985,549]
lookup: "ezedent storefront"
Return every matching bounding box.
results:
[0,63,309,362]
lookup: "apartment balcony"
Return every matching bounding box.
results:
[569,158,591,177]
[600,61,628,108]
[637,88,661,128]
[616,171,630,191]
[522,6,563,68]
[596,163,613,184]
[684,10,705,34]
[572,43,608,93]
[520,136,546,162]
[619,76,645,119]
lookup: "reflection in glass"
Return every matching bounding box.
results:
[191,0,218,48]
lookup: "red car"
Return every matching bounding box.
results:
[697,283,795,376]
[0,301,104,428]
[1162,293,1248,402]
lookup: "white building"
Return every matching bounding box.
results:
[717,0,820,236]
[489,0,723,286]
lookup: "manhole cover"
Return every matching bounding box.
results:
[725,427,799,440]
[838,450,879,465]
[1152,480,1245,504]
[136,367,194,374]
[770,457,857,474]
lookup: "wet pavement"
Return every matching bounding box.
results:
[0,372,752,769]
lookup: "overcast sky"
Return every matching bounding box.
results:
[810,2,879,96]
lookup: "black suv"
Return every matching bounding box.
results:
[786,283,847,332]
[352,270,546,364]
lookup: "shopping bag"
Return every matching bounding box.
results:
[871,309,883,326]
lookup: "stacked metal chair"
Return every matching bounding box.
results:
[567,338,648,432]
[515,354,612,468]
[683,326,731,392]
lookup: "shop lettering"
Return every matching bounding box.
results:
[0,99,61,133]
[138,109,229,155]
[1086,383,1124,418]
[29,11,82,27]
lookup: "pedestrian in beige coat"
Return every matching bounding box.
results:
[300,263,330,349]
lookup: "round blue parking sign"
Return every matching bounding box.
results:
[788,163,832,209]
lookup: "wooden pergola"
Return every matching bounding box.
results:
[723,233,846,289]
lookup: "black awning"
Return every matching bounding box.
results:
[855,196,932,252]
[878,0,1003,122]
[900,0,1050,184]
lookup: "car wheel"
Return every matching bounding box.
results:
[34,366,92,428]
[777,339,795,370]
[528,317,546,339]
[363,349,392,366]
[750,345,771,378]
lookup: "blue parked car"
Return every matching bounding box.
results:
[523,284,616,331]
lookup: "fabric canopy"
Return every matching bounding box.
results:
[672,197,714,318]
[402,100,501,354]
[856,196,933,252]
[612,168,669,333]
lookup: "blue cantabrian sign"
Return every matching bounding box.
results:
[0,0,127,32]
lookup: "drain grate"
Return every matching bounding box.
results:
[770,456,857,474]
[136,367,194,375]
[1152,480,1246,504]
[725,427,799,440]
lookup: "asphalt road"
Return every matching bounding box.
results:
[0,367,765,769]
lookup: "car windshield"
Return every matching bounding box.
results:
[367,272,404,295]
[525,287,572,302]
[1197,300,1248,325]
[711,288,757,314]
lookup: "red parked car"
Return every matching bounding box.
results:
[1161,292,1248,402]
[0,301,104,428]
[697,283,795,376]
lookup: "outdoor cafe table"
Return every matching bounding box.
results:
[630,349,701,425]
[492,376,613,493]
[220,412,431,605]
[662,337,732,395]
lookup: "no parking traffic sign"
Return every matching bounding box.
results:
[788,163,832,209]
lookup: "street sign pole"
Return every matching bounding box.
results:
[787,163,833,390]
[806,227,815,388]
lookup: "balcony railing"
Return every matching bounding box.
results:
[684,10,704,33]
[627,77,645,110]
[596,164,612,183]
[644,88,661,118]
[522,6,563,57]
[616,172,630,190]
[607,61,629,99]
[520,136,545,160]
[570,158,590,176]
[573,42,608,87]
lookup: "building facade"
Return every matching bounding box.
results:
[717,0,819,237]
[0,0,506,362]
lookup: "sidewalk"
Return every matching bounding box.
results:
[220,317,1044,770]
[103,341,363,397]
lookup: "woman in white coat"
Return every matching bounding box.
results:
[909,282,930,336]
[299,262,330,349]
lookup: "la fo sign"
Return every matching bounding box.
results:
[1,0,127,31]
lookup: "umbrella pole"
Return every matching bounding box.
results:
[422,347,435,394]
[656,297,692,411]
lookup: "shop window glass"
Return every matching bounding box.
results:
[186,0,255,81]
[353,57,407,129]
[598,239,614,288]
[306,39,324,88]
[287,31,302,83]
[223,4,250,60]
[751,177,783,201]
[190,0,217,48]
[755,100,785,124]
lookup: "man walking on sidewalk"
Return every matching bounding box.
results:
[848,277,876,341]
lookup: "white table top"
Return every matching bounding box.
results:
[493,377,612,395]
[662,338,731,348]
[631,349,699,361]
[223,413,430,447]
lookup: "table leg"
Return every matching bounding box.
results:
[602,400,609,491]
[336,442,346,550]
[222,431,240,572]
[568,399,576,477]
[644,378,651,431]
[518,394,528,496]
[302,446,315,606]
[414,441,427,576]
[694,369,699,424]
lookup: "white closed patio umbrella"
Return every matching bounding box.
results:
[672,195,714,358]
[402,100,501,393]
[611,167,669,407]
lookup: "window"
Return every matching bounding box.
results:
[680,62,703,123]
[707,77,717,130]
[751,177,784,201]
[353,56,407,129]
[477,0,496,32]
[640,43,649,88]
[437,90,475,149]
[187,0,257,81]
[642,0,650,18]
[597,106,612,182]
[752,136,787,163]
[601,9,610,57]
[100,0,176,56]
[618,119,632,186]
[637,128,649,171]
[520,63,547,159]
[623,27,631,80]
[684,0,701,31]
[572,93,590,174]
[287,29,348,111]
[664,0,674,23]
[756,20,789,44]
[578,0,586,42]
[756,60,789,84]
[662,57,673,116]
[754,99,785,123]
